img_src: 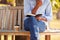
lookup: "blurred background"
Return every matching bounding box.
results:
[0,0,60,40]
[0,0,23,6]
[50,0,60,29]
[0,0,60,29]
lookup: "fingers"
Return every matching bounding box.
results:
[36,0,42,5]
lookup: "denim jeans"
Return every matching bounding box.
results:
[24,16,46,40]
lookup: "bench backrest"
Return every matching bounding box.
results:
[0,6,24,30]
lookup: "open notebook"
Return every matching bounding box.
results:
[26,14,42,17]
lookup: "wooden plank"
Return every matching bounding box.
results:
[0,32,60,40]
[7,35,12,40]
[0,35,1,40]
[12,10,17,30]
[26,36,30,40]
[11,10,15,30]
[1,35,4,40]
[0,31,30,36]
[0,31,60,36]
[18,9,21,30]
[0,7,6,9]
[9,6,24,10]
[15,35,27,40]
[0,10,2,29]
[5,8,10,30]
[1,9,6,30]
[9,11,12,30]
[12,35,15,40]
[45,35,50,40]
[7,11,11,30]
[9,9,17,30]
[13,10,17,28]
[21,9,24,30]
[4,35,8,40]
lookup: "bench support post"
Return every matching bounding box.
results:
[45,35,50,40]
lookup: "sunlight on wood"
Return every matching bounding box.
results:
[51,35,60,40]
[40,35,45,40]
[8,35,12,40]
[1,35,4,40]
[40,35,60,40]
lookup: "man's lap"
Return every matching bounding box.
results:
[24,16,46,32]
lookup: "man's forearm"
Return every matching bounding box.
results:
[32,0,42,14]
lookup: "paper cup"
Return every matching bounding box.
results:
[14,26,19,31]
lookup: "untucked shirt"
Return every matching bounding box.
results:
[24,0,52,21]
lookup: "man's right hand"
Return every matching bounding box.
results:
[36,0,42,5]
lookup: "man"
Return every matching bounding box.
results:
[24,0,52,40]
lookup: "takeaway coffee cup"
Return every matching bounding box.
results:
[14,26,19,31]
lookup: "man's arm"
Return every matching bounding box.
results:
[32,0,42,14]
[24,0,31,16]
[35,0,52,22]
[32,0,47,21]
[44,1,52,21]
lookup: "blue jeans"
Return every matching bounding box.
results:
[24,16,46,40]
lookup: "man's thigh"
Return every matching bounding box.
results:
[24,16,38,31]
[24,16,46,32]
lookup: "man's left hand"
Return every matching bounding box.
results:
[35,16,47,22]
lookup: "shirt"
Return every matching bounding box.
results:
[24,0,52,21]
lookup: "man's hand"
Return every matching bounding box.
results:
[35,15,47,22]
[36,0,42,5]
[32,0,42,14]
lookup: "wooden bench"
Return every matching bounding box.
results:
[0,6,24,30]
[0,6,60,40]
[0,31,60,40]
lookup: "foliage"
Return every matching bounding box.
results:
[51,0,60,10]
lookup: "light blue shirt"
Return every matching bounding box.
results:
[24,0,52,21]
